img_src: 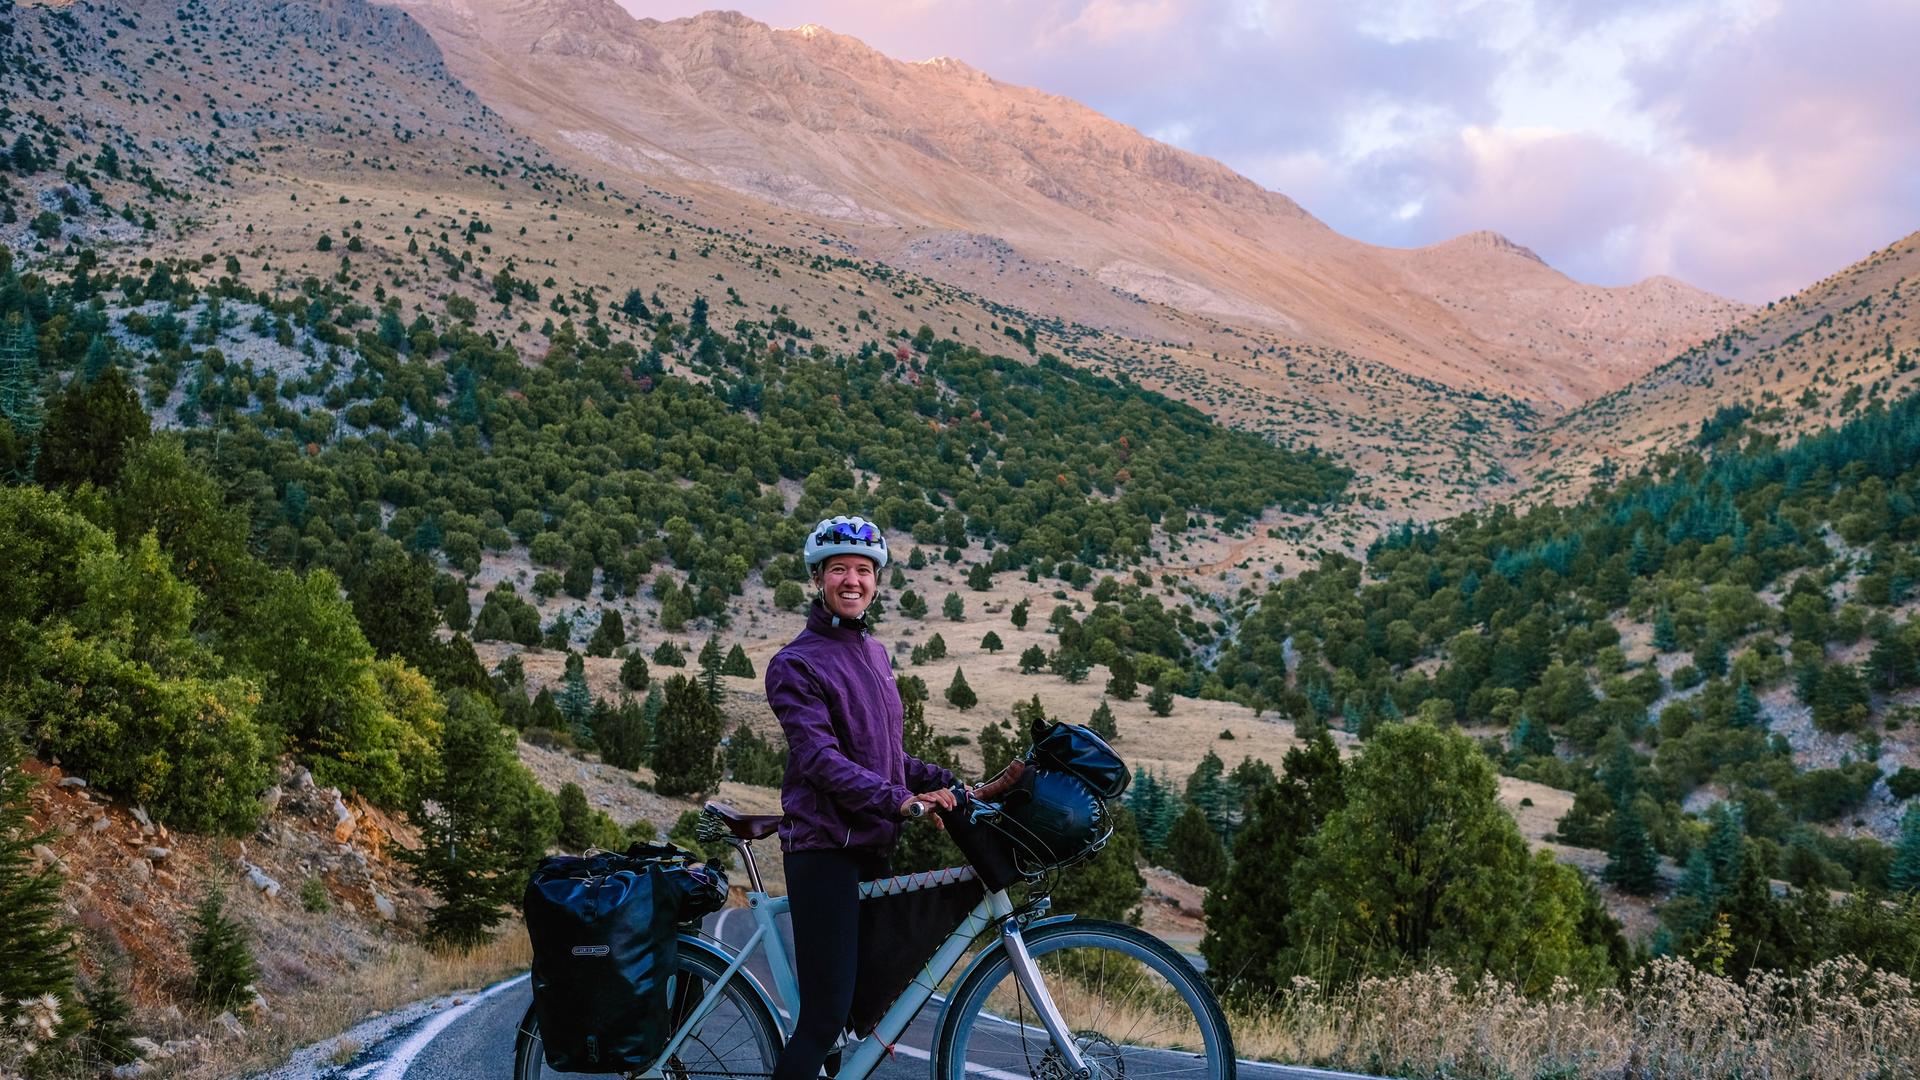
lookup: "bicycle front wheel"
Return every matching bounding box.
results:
[934,919,1234,1080]
[513,942,782,1080]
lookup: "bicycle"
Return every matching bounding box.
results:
[513,791,1235,1079]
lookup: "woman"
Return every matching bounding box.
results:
[764,514,1011,1080]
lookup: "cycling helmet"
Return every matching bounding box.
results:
[804,515,889,570]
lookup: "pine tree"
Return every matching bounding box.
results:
[1018,644,1049,674]
[598,697,649,771]
[943,592,965,621]
[1088,700,1117,740]
[724,725,786,787]
[652,675,724,797]
[404,693,558,947]
[1010,598,1029,629]
[967,563,992,591]
[188,888,259,1009]
[1166,803,1228,887]
[0,726,75,1037]
[79,968,137,1068]
[721,643,755,678]
[1200,733,1344,993]
[556,653,595,737]
[586,608,625,657]
[1732,678,1762,728]
[980,630,1004,653]
[945,668,977,710]
[697,636,724,675]
[0,314,41,482]
[620,650,651,691]
[555,783,596,851]
[1652,608,1679,653]
[652,640,686,667]
[1105,654,1138,700]
[1146,677,1175,717]
[1891,805,1920,894]
[900,590,928,619]
[34,365,149,490]
[977,722,1017,779]
[1603,797,1661,895]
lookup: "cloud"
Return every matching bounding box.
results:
[615,0,1919,300]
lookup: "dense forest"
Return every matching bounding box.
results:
[1190,389,1920,981]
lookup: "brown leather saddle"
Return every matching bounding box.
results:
[704,802,782,841]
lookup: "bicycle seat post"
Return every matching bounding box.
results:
[697,806,766,893]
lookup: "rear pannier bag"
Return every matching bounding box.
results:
[524,845,727,1072]
[1026,720,1131,799]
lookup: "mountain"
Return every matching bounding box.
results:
[383,0,1748,409]
[1530,231,1920,498]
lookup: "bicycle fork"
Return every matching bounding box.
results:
[1000,920,1091,1077]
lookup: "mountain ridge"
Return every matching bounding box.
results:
[385,0,1749,408]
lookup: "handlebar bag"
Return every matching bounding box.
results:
[1026,720,1131,798]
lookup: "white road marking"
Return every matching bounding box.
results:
[367,972,530,1080]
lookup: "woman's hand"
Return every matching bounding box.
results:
[900,787,957,828]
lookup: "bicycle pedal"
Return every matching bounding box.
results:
[822,1046,842,1077]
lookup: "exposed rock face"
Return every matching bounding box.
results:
[389,0,1748,407]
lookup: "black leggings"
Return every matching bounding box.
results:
[772,848,888,1080]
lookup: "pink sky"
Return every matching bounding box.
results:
[617,1,1920,302]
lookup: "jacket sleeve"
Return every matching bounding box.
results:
[767,654,911,819]
[904,754,957,794]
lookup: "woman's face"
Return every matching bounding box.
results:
[816,554,878,619]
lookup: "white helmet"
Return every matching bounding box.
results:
[804,515,889,570]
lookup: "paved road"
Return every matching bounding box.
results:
[326,910,1379,1080]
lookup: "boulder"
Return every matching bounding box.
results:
[244,864,282,900]
[110,1061,150,1079]
[371,890,397,922]
[57,776,88,788]
[144,846,171,861]
[330,794,357,843]
[130,806,152,829]
[213,1011,245,1040]
[126,857,152,885]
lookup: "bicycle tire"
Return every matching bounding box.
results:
[513,944,783,1080]
[934,919,1234,1080]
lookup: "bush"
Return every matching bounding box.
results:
[1890,767,1920,801]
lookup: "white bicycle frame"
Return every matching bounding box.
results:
[642,867,1090,1080]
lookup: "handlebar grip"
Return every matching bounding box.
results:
[905,800,928,819]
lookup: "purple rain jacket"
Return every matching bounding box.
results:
[767,599,957,853]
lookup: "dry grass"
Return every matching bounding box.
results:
[1230,958,1920,1080]
[158,928,531,1080]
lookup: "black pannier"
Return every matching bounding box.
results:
[1026,720,1131,798]
[945,721,1131,887]
[524,843,727,1073]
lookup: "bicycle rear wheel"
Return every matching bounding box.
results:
[514,944,782,1080]
[934,920,1234,1080]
